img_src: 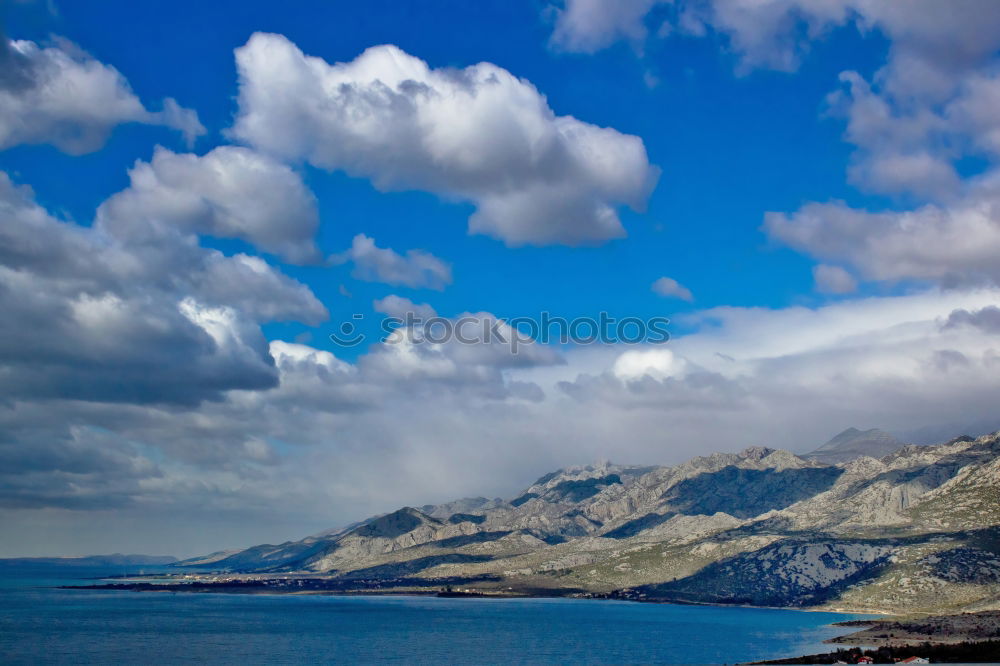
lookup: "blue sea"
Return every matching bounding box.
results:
[0,565,871,664]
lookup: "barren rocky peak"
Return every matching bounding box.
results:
[738,445,775,461]
[805,427,905,464]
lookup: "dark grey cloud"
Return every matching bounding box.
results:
[0,171,325,406]
[944,305,1000,333]
[0,423,162,510]
[0,24,34,91]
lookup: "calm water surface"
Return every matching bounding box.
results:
[0,565,871,664]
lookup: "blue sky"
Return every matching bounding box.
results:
[4,0,895,351]
[3,0,1000,555]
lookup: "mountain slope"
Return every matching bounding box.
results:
[805,427,904,464]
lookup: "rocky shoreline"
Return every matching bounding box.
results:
[749,611,1000,664]
[826,610,1000,647]
[750,639,1000,664]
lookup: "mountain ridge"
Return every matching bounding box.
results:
[176,431,1000,614]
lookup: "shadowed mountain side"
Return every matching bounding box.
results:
[661,466,844,519]
[510,493,537,507]
[925,546,1000,584]
[428,531,513,549]
[350,507,440,539]
[448,513,486,525]
[547,474,622,503]
[630,539,896,606]
[621,526,1000,608]
[603,512,676,539]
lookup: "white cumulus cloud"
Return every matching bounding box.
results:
[98,146,321,264]
[229,33,658,246]
[0,37,204,154]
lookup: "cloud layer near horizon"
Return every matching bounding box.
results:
[4,255,1000,555]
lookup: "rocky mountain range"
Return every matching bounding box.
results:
[178,430,1000,614]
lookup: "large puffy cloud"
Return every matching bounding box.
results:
[0,37,204,154]
[333,234,452,290]
[229,33,658,246]
[765,169,1000,286]
[98,146,322,264]
[0,171,326,405]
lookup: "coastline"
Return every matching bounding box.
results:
[61,576,879,642]
[57,574,884,608]
[60,574,885,615]
[3,567,884,665]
